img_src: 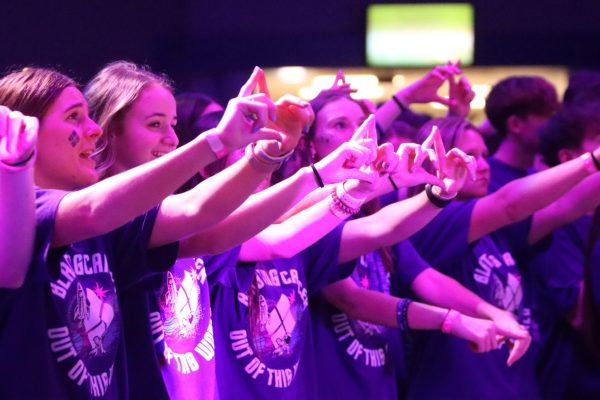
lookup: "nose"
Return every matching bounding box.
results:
[84,117,103,142]
[162,126,179,148]
[477,155,490,173]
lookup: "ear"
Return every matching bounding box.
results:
[557,147,581,164]
[506,115,525,135]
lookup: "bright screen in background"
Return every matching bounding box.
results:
[366,3,474,67]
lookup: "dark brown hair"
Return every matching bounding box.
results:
[0,67,76,119]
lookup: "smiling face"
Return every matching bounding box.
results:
[107,84,178,175]
[454,128,491,200]
[34,86,103,190]
[312,97,366,160]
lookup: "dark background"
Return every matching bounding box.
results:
[2,0,599,102]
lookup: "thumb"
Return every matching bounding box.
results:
[495,324,528,340]
[254,128,284,144]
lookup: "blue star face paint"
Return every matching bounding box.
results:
[68,131,80,147]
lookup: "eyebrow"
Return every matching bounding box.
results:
[63,102,84,113]
[145,112,177,121]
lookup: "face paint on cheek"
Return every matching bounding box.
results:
[68,131,80,147]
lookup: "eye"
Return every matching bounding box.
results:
[67,111,80,121]
[148,121,161,128]
[333,120,348,130]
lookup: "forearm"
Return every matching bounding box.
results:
[498,154,592,224]
[375,91,410,132]
[152,153,280,247]
[529,173,600,244]
[411,268,492,318]
[0,167,35,287]
[178,167,317,256]
[323,279,446,330]
[53,130,219,247]
[338,192,441,263]
[239,197,342,261]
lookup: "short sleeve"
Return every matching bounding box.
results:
[30,188,69,282]
[303,223,353,295]
[205,246,252,292]
[393,240,430,288]
[111,207,179,290]
[410,200,476,273]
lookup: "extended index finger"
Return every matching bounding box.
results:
[429,126,447,170]
[256,69,271,99]
[238,66,263,97]
[350,114,376,142]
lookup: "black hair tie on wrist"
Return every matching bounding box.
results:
[425,184,453,208]
[389,176,399,191]
[590,152,600,171]
[310,163,325,188]
[392,95,408,112]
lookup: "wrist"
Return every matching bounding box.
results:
[441,309,460,334]
[425,184,455,208]
[203,129,228,159]
[394,91,411,108]
[582,152,600,174]
[396,298,413,331]
[0,149,36,172]
[329,183,365,219]
[244,143,282,174]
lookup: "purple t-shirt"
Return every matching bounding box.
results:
[147,248,240,400]
[210,224,352,399]
[408,199,540,400]
[529,216,600,399]
[0,188,165,399]
[487,157,531,194]
[310,240,429,399]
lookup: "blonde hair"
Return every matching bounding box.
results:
[85,61,173,172]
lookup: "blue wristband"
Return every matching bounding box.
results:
[396,298,412,331]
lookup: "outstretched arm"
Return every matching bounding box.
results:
[178,135,376,256]
[410,267,530,365]
[55,84,281,248]
[528,173,600,244]
[0,108,38,288]
[322,277,529,363]
[469,149,600,243]
[376,63,462,132]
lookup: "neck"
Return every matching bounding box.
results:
[493,137,535,170]
[34,171,80,191]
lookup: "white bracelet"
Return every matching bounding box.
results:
[205,133,227,158]
[335,182,366,210]
[255,141,294,163]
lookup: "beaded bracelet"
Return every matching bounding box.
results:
[396,298,412,331]
[335,182,366,210]
[329,187,361,219]
[425,184,455,208]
